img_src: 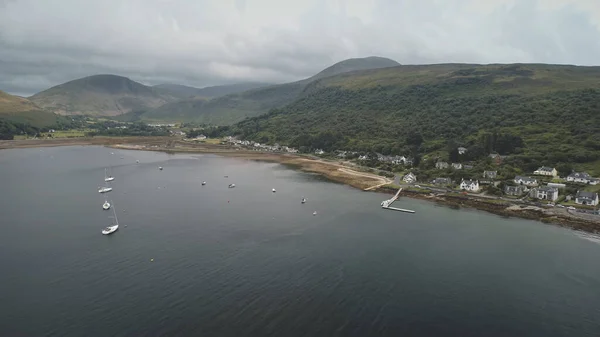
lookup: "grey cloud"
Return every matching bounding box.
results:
[2,0,600,96]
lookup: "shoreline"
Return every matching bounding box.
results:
[3,137,599,233]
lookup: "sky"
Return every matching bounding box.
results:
[2,0,600,95]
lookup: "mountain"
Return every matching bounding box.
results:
[138,56,400,124]
[29,74,175,116]
[0,90,58,127]
[228,63,600,171]
[153,82,272,99]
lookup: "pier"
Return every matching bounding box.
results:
[381,188,415,213]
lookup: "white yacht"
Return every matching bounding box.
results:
[98,184,113,193]
[102,199,111,210]
[102,202,119,235]
[159,166,163,170]
[104,168,114,182]
[202,181,206,185]
[272,188,276,193]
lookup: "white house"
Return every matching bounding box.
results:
[403,172,417,184]
[514,176,538,186]
[435,161,449,169]
[460,179,480,192]
[575,191,599,206]
[529,186,559,201]
[452,163,463,170]
[533,166,558,177]
[567,172,592,184]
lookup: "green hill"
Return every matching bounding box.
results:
[228,64,600,171]
[0,90,58,127]
[153,82,272,99]
[30,74,176,117]
[138,56,400,124]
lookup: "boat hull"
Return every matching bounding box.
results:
[104,177,115,182]
[102,225,119,235]
[98,188,113,193]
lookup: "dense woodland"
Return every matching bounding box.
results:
[218,78,600,174]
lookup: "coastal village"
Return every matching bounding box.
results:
[218,135,600,214]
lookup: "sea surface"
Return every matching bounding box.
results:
[1,146,599,337]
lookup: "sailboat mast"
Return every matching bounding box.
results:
[112,201,119,226]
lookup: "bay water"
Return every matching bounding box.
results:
[1,146,599,336]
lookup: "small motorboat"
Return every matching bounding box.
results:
[102,200,111,210]
[272,188,276,193]
[228,183,236,188]
[104,168,114,182]
[202,181,206,185]
[224,175,229,178]
[313,211,317,216]
[302,197,307,204]
[159,166,163,170]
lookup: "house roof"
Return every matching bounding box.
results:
[568,172,591,179]
[576,191,598,199]
[515,175,537,183]
[536,166,555,172]
[461,179,477,184]
[537,186,558,192]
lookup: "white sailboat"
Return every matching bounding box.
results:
[102,201,119,235]
[104,167,114,182]
[98,182,113,193]
[102,199,111,210]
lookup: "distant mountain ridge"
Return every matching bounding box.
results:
[137,56,400,124]
[0,90,58,127]
[29,74,174,116]
[153,82,272,99]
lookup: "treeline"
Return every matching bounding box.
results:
[86,121,169,137]
[0,119,41,140]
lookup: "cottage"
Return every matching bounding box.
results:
[504,185,527,196]
[483,171,497,179]
[514,176,538,186]
[529,186,559,201]
[458,147,467,155]
[435,161,449,169]
[488,153,503,165]
[432,177,453,186]
[460,179,479,192]
[403,172,417,184]
[391,156,409,165]
[451,163,463,170]
[575,191,599,206]
[567,172,592,184]
[533,166,558,177]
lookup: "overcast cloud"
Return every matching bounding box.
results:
[2,0,600,95]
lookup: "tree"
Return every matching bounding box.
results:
[449,148,459,162]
